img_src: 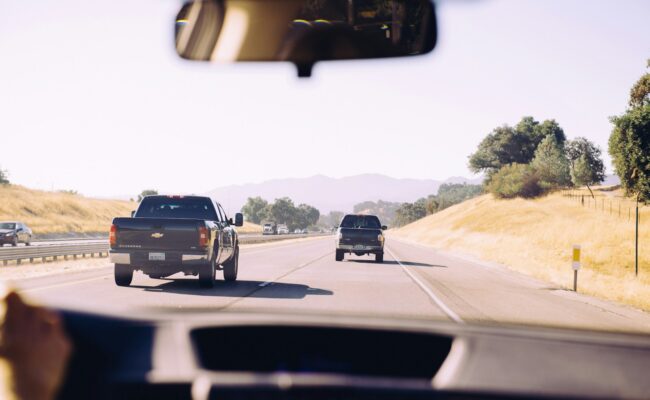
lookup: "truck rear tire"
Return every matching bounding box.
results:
[375,252,384,263]
[199,262,215,288]
[114,264,133,286]
[223,245,239,282]
[335,250,344,262]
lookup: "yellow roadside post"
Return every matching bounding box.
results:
[572,245,581,291]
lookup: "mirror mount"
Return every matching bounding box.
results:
[296,63,313,78]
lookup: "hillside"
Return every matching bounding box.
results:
[0,185,133,236]
[391,188,650,311]
[0,185,261,236]
[206,174,483,215]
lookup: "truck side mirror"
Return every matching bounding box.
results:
[234,213,244,227]
[381,225,387,230]
[131,210,136,217]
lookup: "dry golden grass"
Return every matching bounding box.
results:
[238,221,262,234]
[0,185,262,236]
[392,188,650,311]
[0,185,132,235]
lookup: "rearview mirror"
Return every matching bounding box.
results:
[234,212,244,227]
[175,0,437,77]
[381,225,387,230]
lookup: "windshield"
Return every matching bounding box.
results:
[0,223,16,230]
[340,215,381,229]
[2,0,650,337]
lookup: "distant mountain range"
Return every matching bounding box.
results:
[205,174,483,215]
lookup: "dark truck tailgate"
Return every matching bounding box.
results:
[112,217,203,251]
[340,228,382,246]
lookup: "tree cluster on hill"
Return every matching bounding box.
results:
[241,196,320,230]
[352,200,401,225]
[609,59,650,202]
[318,210,345,228]
[469,116,605,199]
[137,189,158,202]
[0,166,9,185]
[393,183,483,227]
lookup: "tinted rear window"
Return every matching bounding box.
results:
[135,197,218,220]
[340,215,381,229]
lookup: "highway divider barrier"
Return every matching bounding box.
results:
[0,233,331,266]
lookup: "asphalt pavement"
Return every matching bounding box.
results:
[12,236,650,333]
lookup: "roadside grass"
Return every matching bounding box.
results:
[238,221,262,234]
[391,189,650,311]
[0,185,133,235]
[0,185,262,236]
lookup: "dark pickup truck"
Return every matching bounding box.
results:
[335,214,387,263]
[109,195,243,288]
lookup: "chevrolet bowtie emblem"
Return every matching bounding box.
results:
[151,233,164,239]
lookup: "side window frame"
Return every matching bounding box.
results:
[214,202,224,222]
[218,204,229,225]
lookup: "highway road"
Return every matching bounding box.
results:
[12,236,650,333]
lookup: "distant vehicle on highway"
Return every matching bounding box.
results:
[294,228,302,234]
[0,221,32,247]
[301,229,309,234]
[277,224,289,235]
[263,222,277,235]
[109,195,243,288]
[335,214,387,263]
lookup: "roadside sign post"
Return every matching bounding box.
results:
[572,245,581,291]
[634,195,639,277]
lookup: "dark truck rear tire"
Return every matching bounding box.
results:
[335,250,344,262]
[114,264,133,286]
[199,262,216,288]
[375,252,384,263]
[223,245,239,281]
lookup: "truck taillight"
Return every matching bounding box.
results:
[109,224,117,247]
[198,226,208,248]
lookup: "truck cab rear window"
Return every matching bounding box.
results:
[340,215,381,229]
[136,197,218,220]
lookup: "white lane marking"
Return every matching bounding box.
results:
[19,275,109,293]
[385,247,464,324]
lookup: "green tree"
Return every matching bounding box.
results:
[137,189,158,202]
[241,196,269,224]
[468,125,533,178]
[268,197,296,225]
[487,163,542,199]
[394,200,427,227]
[609,105,650,202]
[566,137,605,198]
[298,204,320,227]
[0,166,9,185]
[629,59,650,108]
[469,117,568,180]
[531,135,571,190]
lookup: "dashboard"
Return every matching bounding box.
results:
[56,308,650,399]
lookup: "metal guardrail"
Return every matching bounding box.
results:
[0,233,331,266]
[0,243,109,265]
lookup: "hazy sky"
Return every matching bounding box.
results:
[2,0,649,198]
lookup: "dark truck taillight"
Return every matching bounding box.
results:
[198,225,209,248]
[109,224,117,247]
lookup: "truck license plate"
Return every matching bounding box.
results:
[149,252,165,261]
[354,245,365,250]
